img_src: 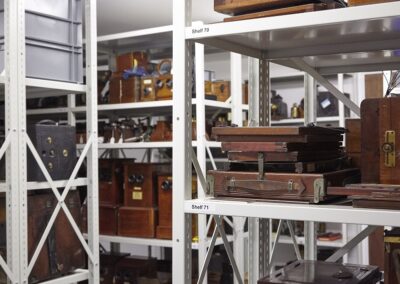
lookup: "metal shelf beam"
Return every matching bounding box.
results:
[185,199,400,227]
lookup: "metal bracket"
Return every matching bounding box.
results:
[313,178,325,203]
[383,130,396,168]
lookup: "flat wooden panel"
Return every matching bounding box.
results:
[222,141,341,152]
[345,119,361,153]
[360,99,380,183]
[348,0,396,6]
[118,207,157,238]
[369,227,385,270]
[228,150,344,162]
[365,74,383,99]
[224,3,327,22]
[214,0,314,15]
[213,126,345,137]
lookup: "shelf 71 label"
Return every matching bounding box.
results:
[185,203,216,214]
[192,27,210,35]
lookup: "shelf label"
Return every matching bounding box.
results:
[192,27,210,35]
[185,203,216,214]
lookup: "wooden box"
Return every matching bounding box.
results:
[384,229,400,284]
[156,74,173,100]
[361,97,400,184]
[140,76,157,102]
[118,207,158,238]
[150,121,172,142]
[212,81,230,102]
[116,52,148,72]
[123,162,171,207]
[99,159,124,206]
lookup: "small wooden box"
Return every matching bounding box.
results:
[114,256,157,284]
[99,159,124,206]
[123,162,171,207]
[156,74,173,100]
[140,76,157,102]
[116,52,148,72]
[212,81,230,102]
[118,207,158,238]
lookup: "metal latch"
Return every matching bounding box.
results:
[313,178,325,203]
[382,130,396,168]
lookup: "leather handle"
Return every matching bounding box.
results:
[37,119,57,125]
[225,178,306,196]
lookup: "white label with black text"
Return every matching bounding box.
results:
[185,203,216,214]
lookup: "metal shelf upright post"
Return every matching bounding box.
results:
[0,0,99,283]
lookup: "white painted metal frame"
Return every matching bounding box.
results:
[0,0,99,283]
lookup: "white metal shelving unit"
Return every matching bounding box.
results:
[173,2,400,283]
[0,0,99,283]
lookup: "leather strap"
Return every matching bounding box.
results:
[225,178,306,197]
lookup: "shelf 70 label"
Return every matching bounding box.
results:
[192,27,210,35]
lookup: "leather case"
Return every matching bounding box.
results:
[209,169,360,203]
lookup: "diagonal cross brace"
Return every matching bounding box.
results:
[326,225,377,263]
[26,134,95,276]
[292,58,360,117]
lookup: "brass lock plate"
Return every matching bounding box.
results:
[383,130,396,168]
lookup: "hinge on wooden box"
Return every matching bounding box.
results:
[382,130,396,168]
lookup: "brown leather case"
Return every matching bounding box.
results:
[209,169,360,203]
[123,162,171,207]
[0,192,85,283]
[99,159,124,206]
[361,97,400,184]
[140,76,157,102]
[212,81,230,102]
[118,207,158,238]
[116,52,148,72]
[155,74,173,100]
[114,256,157,284]
[257,260,381,284]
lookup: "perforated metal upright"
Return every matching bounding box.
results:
[0,1,99,283]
